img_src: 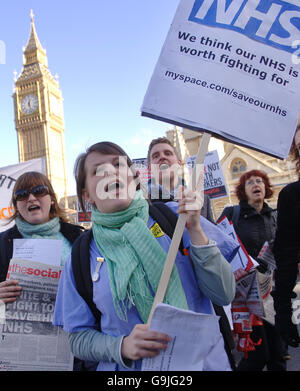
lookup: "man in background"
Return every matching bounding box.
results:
[146,136,236,370]
[147,137,214,222]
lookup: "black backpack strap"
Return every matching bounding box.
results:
[220,205,240,227]
[71,229,101,327]
[149,201,185,254]
[231,205,240,228]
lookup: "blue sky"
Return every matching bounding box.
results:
[0,1,180,194]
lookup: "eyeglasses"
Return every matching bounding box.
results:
[14,185,50,202]
[245,178,263,186]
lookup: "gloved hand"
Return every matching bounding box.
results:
[275,312,300,347]
[256,257,269,274]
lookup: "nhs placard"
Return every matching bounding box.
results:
[141,0,300,159]
[189,0,300,54]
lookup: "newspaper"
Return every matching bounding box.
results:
[142,303,231,371]
[217,217,276,324]
[231,262,274,321]
[232,270,265,318]
[0,258,73,371]
[257,271,275,325]
[256,241,277,325]
[257,241,277,272]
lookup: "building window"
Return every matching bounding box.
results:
[230,158,247,178]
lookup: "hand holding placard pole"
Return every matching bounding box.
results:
[147,132,211,324]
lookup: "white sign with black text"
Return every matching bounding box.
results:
[142,0,300,159]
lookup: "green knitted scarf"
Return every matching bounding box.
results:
[91,190,188,323]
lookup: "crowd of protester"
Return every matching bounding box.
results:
[0,126,299,371]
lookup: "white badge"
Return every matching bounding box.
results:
[92,257,104,282]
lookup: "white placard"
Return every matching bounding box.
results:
[186,149,228,198]
[142,0,300,159]
[132,158,151,186]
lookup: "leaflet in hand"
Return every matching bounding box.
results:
[142,303,231,371]
[12,239,62,266]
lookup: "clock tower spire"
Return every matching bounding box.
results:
[13,11,68,206]
[23,9,48,68]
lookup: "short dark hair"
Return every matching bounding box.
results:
[235,169,273,202]
[74,141,139,213]
[147,137,179,164]
[10,171,67,223]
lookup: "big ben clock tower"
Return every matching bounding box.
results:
[13,10,68,206]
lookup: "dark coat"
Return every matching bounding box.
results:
[218,200,277,258]
[273,180,300,264]
[0,221,84,282]
[218,201,287,370]
[273,180,300,308]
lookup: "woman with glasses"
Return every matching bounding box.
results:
[0,171,85,369]
[218,169,286,371]
[0,170,84,300]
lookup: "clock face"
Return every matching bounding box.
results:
[21,94,38,115]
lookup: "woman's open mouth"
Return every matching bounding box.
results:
[105,181,124,193]
[28,205,41,212]
[252,189,262,196]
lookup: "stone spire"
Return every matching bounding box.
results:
[24,10,44,53]
[23,10,48,67]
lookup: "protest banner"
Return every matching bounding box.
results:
[141,0,300,159]
[132,158,151,186]
[0,158,46,232]
[77,199,92,224]
[186,149,228,198]
[0,258,73,371]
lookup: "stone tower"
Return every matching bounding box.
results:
[13,10,68,205]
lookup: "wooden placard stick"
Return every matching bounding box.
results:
[147,132,211,324]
